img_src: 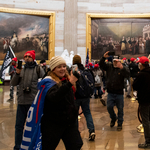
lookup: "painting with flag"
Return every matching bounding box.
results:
[85,48,89,68]
[0,46,15,81]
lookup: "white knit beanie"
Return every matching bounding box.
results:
[49,56,66,71]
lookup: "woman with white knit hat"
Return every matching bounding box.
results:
[40,56,83,149]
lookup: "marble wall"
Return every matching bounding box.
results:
[0,0,150,62]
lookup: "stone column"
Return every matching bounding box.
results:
[64,0,77,55]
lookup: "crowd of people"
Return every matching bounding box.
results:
[5,49,150,149]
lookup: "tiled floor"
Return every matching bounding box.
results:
[0,85,146,150]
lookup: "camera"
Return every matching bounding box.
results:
[23,87,31,93]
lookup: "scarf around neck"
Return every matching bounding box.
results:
[24,61,37,68]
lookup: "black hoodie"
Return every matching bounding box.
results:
[133,67,150,104]
[129,62,139,78]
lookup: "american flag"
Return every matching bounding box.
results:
[85,48,89,68]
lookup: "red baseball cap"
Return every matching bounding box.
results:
[12,57,17,62]
[89,62,93,67]
[123,58,126,60]
[130,57,135,62]
[94,64,99,68]
[138,56,149,64]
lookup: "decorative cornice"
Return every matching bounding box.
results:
[87,13,150,18]
[0,7,53,16]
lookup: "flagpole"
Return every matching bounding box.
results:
[9,46,16,58]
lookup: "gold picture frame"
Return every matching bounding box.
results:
[86,13,150,60]
[0,7,55,65]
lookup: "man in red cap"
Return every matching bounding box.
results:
[7,57,18,101]
[127,57,139,98]
[133,56,150,148]
[11,50,44,150]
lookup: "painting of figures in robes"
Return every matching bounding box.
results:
[0,12,49,60]
[91,18,150,60]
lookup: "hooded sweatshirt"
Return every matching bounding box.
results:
[133,67,150,104]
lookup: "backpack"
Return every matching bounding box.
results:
[76,68,95,98]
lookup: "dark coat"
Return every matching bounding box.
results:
[9,65,16,79]
[41,79,78,126]
[133,67,150,104]
[129,62,139,78]
[99,57,130,94]
[74,63,95,99]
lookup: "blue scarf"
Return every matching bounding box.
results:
[20,77,56,150]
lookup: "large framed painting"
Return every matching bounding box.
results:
[86,14,150,60]
[0,7,55,65]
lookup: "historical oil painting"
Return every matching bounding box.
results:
[91,18,150,59]
[0,12,49,60]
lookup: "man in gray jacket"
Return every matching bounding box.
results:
[11,50,44,150]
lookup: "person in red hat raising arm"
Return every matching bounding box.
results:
[133,56,150,149]
[11,50,45,150]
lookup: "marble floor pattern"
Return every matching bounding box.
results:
[0,85,147,150]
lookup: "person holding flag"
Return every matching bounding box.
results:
[20,56,83,150]
[7,57,19,101]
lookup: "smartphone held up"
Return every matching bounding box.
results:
[17,60,22,69]
[71,65,80,79]
[108,51,115,56]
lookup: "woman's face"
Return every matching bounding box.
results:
[53,64,66,78]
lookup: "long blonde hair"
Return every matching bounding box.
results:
[47,70,76,89]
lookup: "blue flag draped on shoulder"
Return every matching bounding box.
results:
[0,46,15,81]
[20,77,56,150]
[85,48,89,68]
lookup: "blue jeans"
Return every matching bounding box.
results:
[107,93,124,125]
[76,98,95,133]
[14,104,31,150]
[94,86,103,97]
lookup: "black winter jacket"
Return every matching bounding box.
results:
[74,63,95,99]
[133,67,150,104]
[41,79,78,126]
[129,62,139,78]
[99,57,130,94]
